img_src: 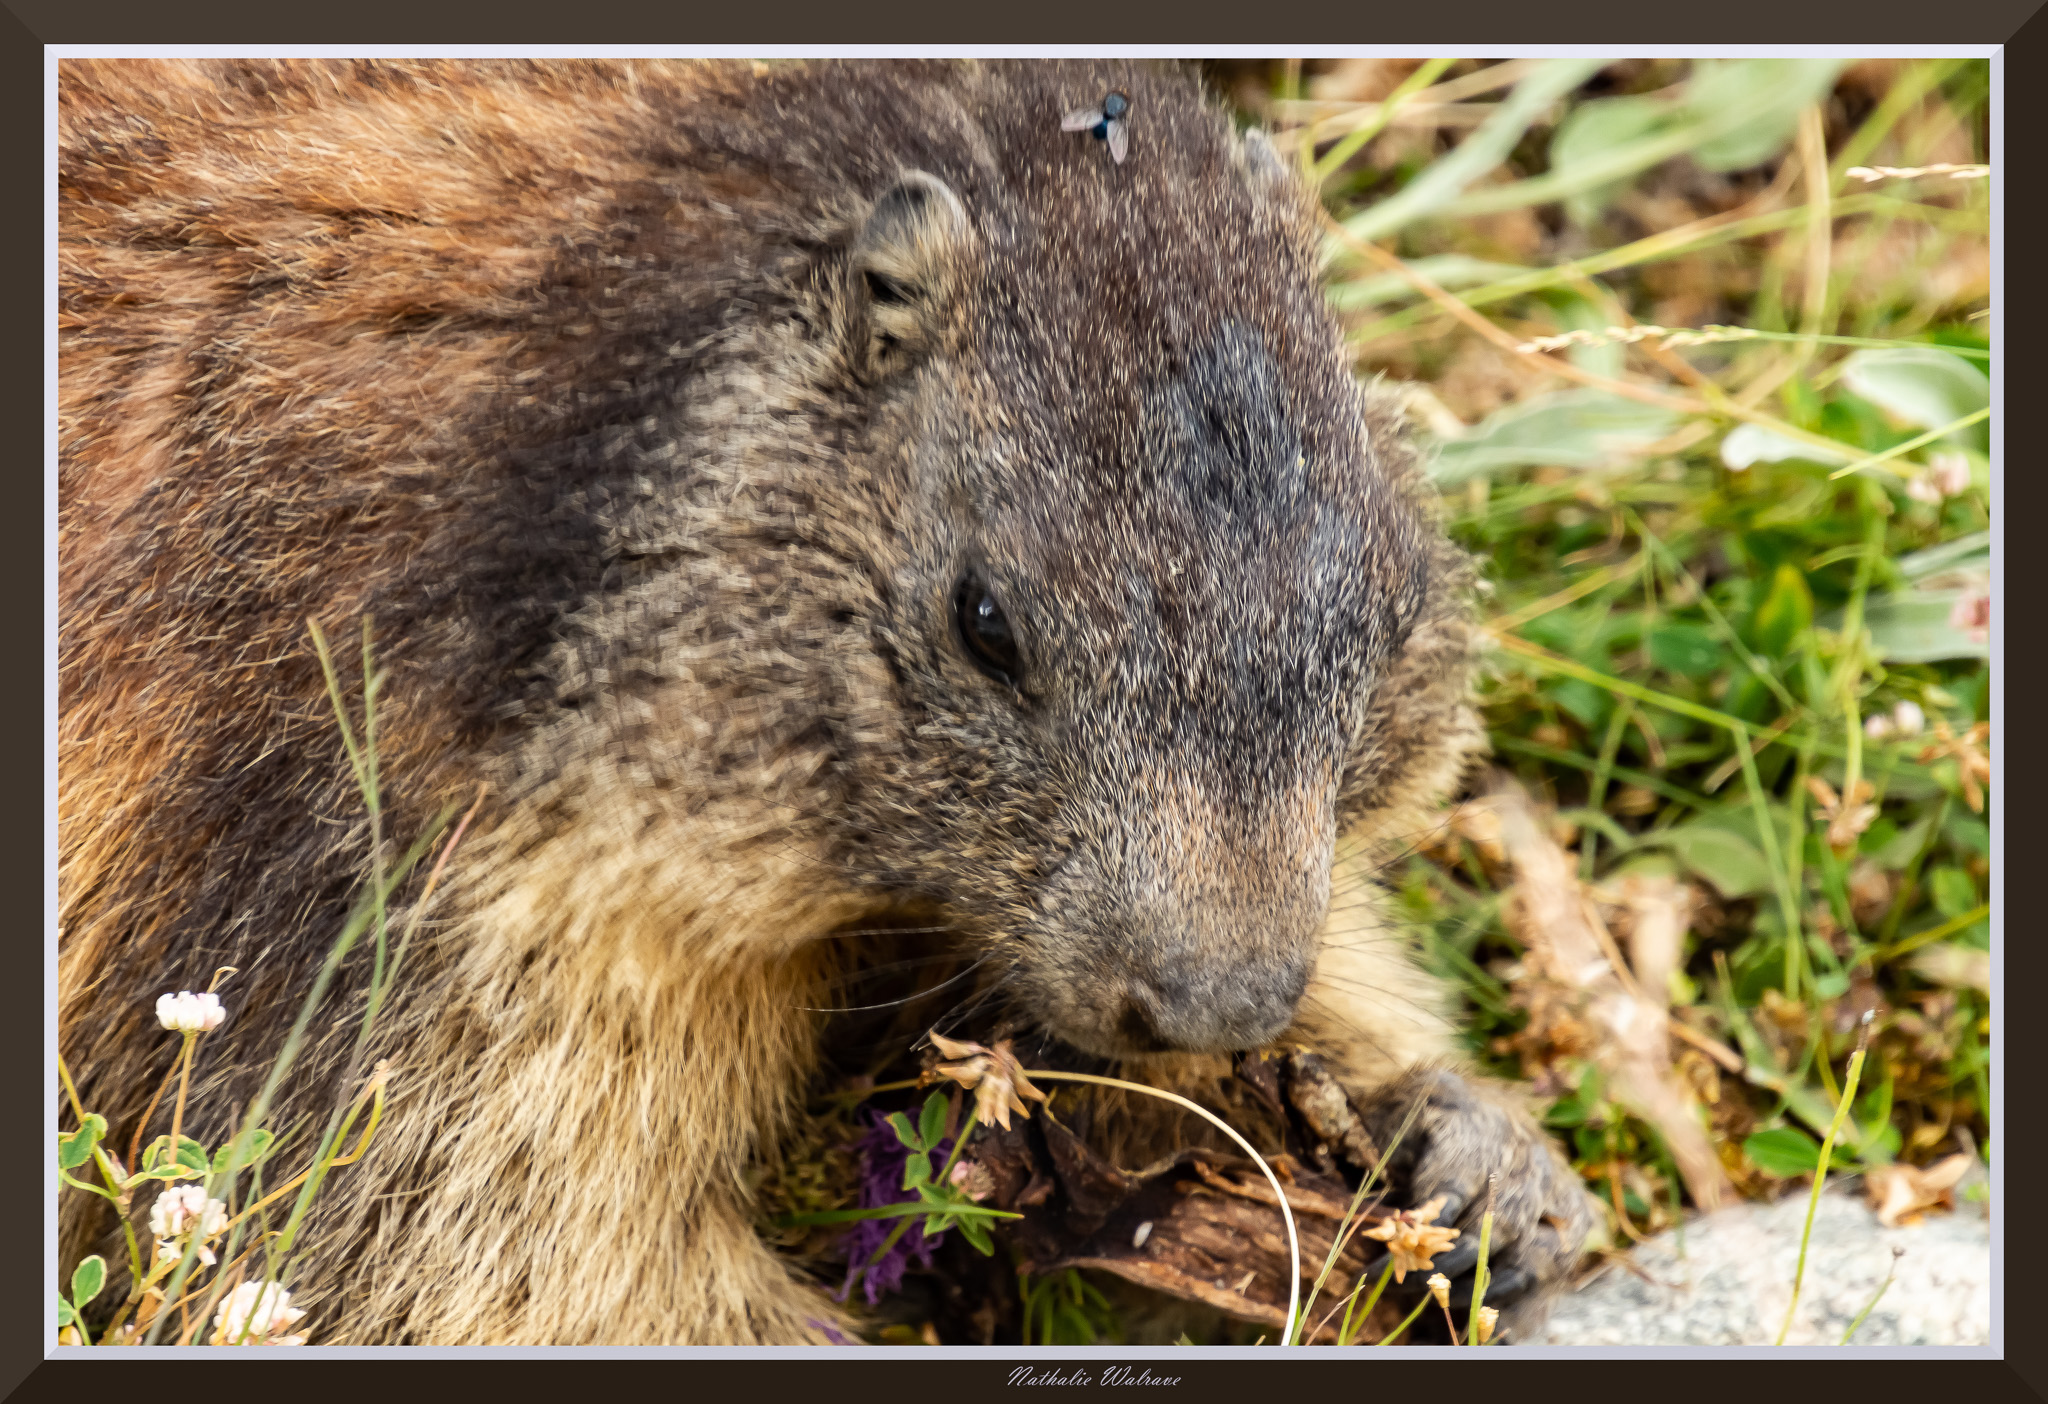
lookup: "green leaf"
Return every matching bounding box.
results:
[1781,1082,1865,1153]
[134,1163,200,1183]
[1430,388,1681,485]
[957,1214,995,1254]
[56,1298,76,1330]
[1840,348,1990,452]
[1897,531,1989,583]
[917,1092,948,1151]
[1744,1126,1823,1178]
[1719,422,1852,470]
[1638,822,1775,899]
[70,1256,105,1308]
[1648,625,1723,680]
[212,1129,276,1173]
[56,1169,120,1203]
[772,1202,1022,1228]
[141,1134,209,1177]
[1928,865,1979,920]
[1749,563,1814,656]
[1867,811,1934,868]
[1547,93,1675,223]
[1544,1084,1591,1129]
[1684,60,1844,172]
[1427,59,1841,225]
[1946,816,1991,857]
[902,1153,931,1191]
[884,1113,920,1153]
[1858,590,1988,663]
[1547,677,1610,731]
[1343,57,1608,242]
[58,1114,108,1171]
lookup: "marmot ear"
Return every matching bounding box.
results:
[848,170,970,378]
[1239,128,1296,195]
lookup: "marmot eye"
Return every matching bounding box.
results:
[863,269,914,305]
[954,576,1022,687]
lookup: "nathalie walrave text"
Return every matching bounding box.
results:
[1008,1367,1183,1387]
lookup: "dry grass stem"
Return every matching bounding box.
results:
[1846,163,1989,181]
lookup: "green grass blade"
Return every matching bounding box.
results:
[1775,1044,1868,1345]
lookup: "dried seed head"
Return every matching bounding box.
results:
[1805,775,1878,849]
[1360,1195,1461,1283]
[924,1030,1047,1130]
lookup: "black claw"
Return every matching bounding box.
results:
[1426,1237,1480,1282]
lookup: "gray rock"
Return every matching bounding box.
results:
[1525,1180,1991,1346]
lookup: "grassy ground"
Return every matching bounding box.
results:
[1254,56,1991,1249]
[774,59,1992,1347]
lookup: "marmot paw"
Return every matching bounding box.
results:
[1351,1065,1599,1333]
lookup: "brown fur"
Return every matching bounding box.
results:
[59,58,1590,1345]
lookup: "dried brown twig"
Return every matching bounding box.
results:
[1488,780,1735,1213]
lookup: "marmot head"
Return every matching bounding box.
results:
[815,64,1439,1059]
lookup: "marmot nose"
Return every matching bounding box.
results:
[1119,957,1310,1053]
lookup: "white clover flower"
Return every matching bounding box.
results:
[1865,699,1927,742]
[153,1237,217,1268]
[1905,472,1944,505]
[156,990,226,1033]
[149,1184,228,1241]
[947,1159,995,1202]
[212,1281,307,1345]
[1928,451,1973,499]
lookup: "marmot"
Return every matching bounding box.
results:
[58,57,1597,1345]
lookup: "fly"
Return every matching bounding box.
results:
[1060,90,1131,164]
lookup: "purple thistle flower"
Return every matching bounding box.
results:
[836,1108,954,1306]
